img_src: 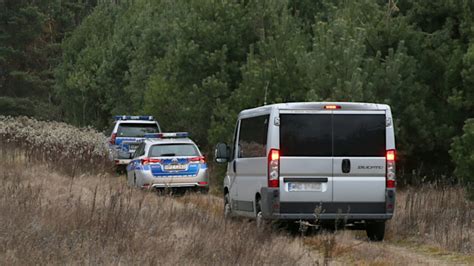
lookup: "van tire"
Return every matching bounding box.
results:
[224,193,232,219]
[366,221,385,241]
[255,198,266,231]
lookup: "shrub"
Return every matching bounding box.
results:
[0,116,112,175]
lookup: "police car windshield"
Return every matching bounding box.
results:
[117,123,159,137]
[149,144,199,157]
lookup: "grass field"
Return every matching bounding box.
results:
[0,117,472,265]
[0,158,472,265]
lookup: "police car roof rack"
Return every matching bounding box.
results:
[144,132,189,139]
[114,115,154,121]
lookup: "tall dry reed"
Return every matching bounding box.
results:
[387,186,472,253]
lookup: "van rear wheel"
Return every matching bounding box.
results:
[256,198,264,230]
[366,221,385,241]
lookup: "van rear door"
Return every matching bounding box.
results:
[279,111,333,206]
[332,112,386,211]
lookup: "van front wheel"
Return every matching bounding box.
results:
[366,221,385,241]
[224,193,232,219]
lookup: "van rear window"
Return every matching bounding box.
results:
[280,113,386,157]
[280,114,332,156]
[333,114,385,157]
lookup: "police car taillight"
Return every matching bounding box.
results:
[189,156,206,164]
[268,149,280,188]
[110,133,117,145]
[386,150,396,188]
[141,158,161,165]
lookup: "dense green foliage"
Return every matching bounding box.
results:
[0,0,96,118]
[2,0,474,183]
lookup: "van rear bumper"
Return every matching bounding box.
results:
[260,187,393,221]
[265,213,393,220]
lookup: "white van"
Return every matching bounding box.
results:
[215,102,396,241]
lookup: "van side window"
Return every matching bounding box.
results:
[230,121,239,161]
[238,115,269,158]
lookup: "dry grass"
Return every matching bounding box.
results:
[386,186,473,253]
[0,159,318,265]
[0,118,472,265]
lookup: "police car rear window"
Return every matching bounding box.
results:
[148,144,199,157]
[117,123,159,137]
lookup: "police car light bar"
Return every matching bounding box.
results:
[159,132,189,138]
[144,132,189,139]
[114,115,154,121]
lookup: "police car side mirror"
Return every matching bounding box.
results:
[215,143,229,163]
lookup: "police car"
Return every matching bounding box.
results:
[126,132,209,193]
[109,115,161,166]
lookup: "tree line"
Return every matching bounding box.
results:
[1,0,473,189]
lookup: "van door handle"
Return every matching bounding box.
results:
[233,160,237,173]
[342,159,351,173]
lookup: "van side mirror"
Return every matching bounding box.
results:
[215,143,230,163]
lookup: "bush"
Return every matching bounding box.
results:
[0,116,112,176]
[450,118,474,199]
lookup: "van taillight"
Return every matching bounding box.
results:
[110,133,117,145]
[386,150,396,188]
[268,149,280,188]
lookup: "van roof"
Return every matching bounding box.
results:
[239,102,390,117]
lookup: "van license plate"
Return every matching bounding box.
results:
[288,182,322,192]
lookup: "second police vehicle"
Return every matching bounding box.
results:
[126,132,209,193]
[109,115,161,166]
